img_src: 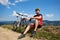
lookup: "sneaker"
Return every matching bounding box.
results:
[20,31,24,34]
[18,34,25,39]
[30,31,36,37]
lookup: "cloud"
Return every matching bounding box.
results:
[0,0,28,8]
[43,13,54,20]
[0,0,10,6]
[0,0,15,8]
[7,6,10,8]
[11,3,16,5]
[15,0,28,3]
[46,14,54,18]
[15,0,19,3]
[0,17,7,21]
[12,10,34,18]
[0,0,11,8]
[12,11,19,16]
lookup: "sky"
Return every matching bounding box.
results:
[0,0,60,21]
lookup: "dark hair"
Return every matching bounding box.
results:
[35,8,40,11]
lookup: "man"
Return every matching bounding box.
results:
[18,8,43,39]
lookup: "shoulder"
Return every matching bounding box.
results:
[37,14,43,17]
[39,14,43,16]
[34,14,43,17]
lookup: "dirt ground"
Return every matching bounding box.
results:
[0,27,41,40]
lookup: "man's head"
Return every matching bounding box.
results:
[35,8,40,14]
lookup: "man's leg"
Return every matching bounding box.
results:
[30,19,39,37]
[34,19,39,31]
[23,23,34,34]
[18,23,33,39]
[23,24,31,34]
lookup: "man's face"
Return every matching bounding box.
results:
[35,10,40,14]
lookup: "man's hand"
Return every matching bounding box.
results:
[26,18,30,20]
[30,17,34,19]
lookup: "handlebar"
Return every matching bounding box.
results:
[16,12,33,21]
[16,13,28,17]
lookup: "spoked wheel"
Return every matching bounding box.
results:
[13,21,19,31]
[18,18,28,33]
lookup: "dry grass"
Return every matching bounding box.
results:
[34,25,60,40]
[1,25,60,40]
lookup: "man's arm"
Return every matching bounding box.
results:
[26,18,30,20]
[32,16,42,19]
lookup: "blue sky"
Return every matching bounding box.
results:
[0,0,60,21]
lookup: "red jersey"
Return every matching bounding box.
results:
[34,14,43,26]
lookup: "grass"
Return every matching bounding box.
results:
[1,25,60,40]
[33,26,60,40]
[34,30,60,40]
[1,25,13,30]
